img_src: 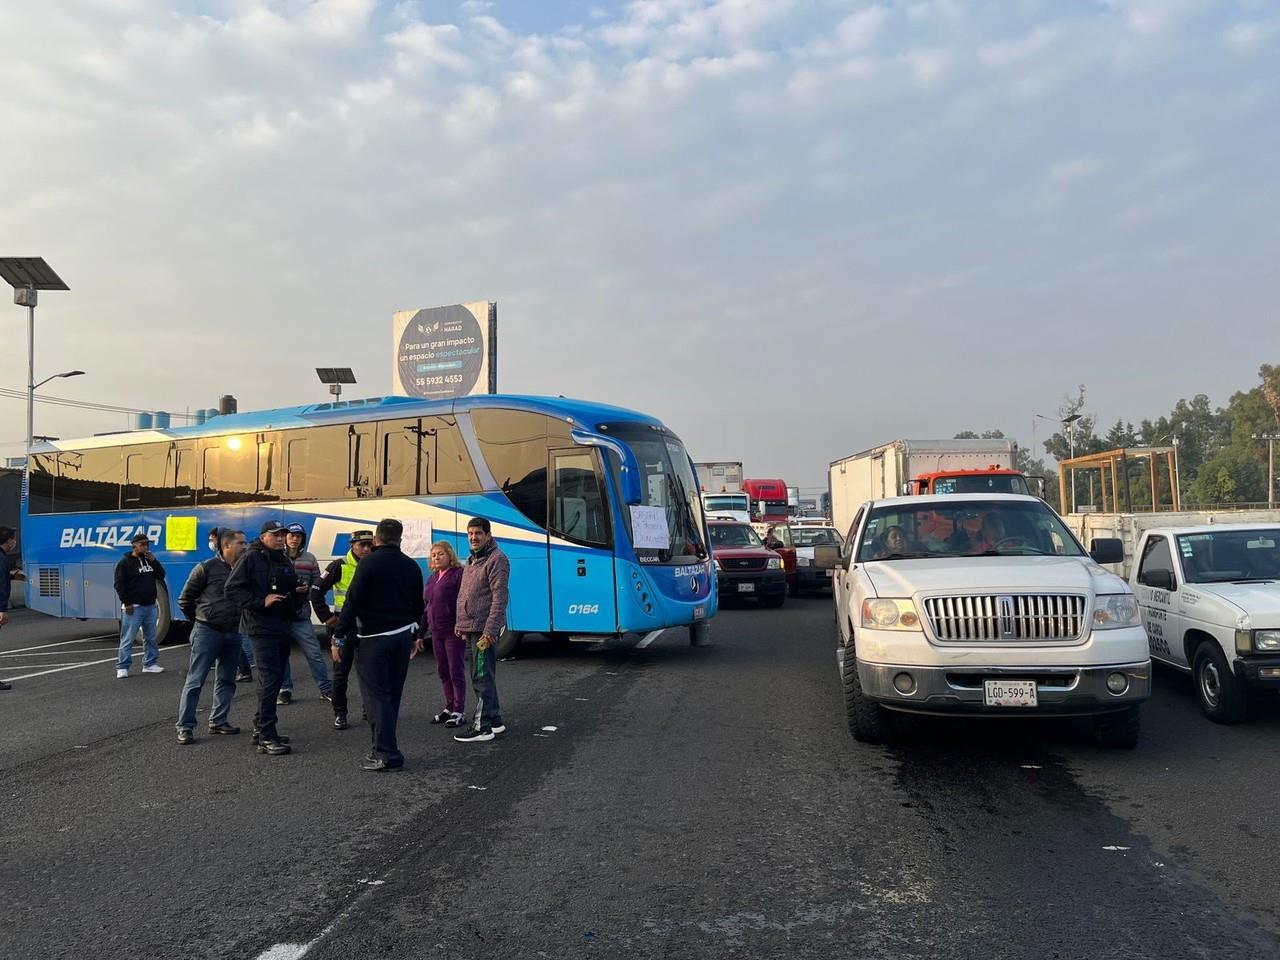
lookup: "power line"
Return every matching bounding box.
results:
[0,386,195,421]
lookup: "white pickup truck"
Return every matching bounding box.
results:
[816,494,1151,747]
[1130,524,1280,723]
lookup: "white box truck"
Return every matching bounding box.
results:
[828,439,1026,536]
[696,461,744,494]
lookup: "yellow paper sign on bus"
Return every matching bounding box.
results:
[166,517,198,551]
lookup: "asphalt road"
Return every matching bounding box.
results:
[2,599,1279,960]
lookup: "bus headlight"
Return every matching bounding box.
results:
[1254,630,1280,652]
[1093,594,1141,629]
[766,556,782,570]
[713,557,722,571]
[861,598,921,630]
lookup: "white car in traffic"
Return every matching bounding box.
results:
[1130,524,1280,723]
[816,494,1151,747]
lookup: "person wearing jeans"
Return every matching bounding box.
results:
[114,532,166,678]
[174,529,248,744]
[279,523,331,704]
[453,517,510,743]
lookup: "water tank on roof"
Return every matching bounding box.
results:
[134,412,153,430]
[219,395,237,415]
[205,408,219,421]
[193,409,207,425]
[153,411,171,429]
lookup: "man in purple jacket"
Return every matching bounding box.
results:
[453,517,510,743]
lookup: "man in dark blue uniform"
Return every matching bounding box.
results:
[333,518,424,771]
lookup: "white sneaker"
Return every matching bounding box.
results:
[142,664,165,674]
[491,724,507,735]
[116,668,129,679]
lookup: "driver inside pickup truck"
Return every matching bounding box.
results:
[873,525,916,559]
[970,513,1007,553]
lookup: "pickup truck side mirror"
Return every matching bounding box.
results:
[1089,538,1124,565]
[1143,568,1177,592]
[813,544,841,569]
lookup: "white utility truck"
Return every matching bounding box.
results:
[815,493,1150,747]
[1129,524,1280,723]
[695,461,744,494]
[701,491,751,524]
[828,439,1028,536]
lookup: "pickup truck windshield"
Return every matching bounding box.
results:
[793,528,841,547]
[1175,530,1280,583]
[856,500,1085,562]
[709,524,763,548]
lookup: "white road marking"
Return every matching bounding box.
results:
[0,650,120,658]
[0,634,117,655]
[541,725,558,732]
[636,629,667,649]
[1102,845,1131,851]
[0,644,189,682]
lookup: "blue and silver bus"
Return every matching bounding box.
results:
[20,394,716,655]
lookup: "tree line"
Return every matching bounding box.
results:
[956,364,1280,512]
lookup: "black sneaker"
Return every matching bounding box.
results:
[333,714,349,730]
[276,690,293,706]
[207,723,240,735]
[176,729,194,745]
[0,680,12,691]
[235,670,253,683]
[257,740,291,755]
[491,724,507,735]
[431,708,452,724]
[454,727,494,743]
[251,731,291,745]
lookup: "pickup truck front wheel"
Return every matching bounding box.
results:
[1193,641,1248,724]
[1091,706,1140,749]
[841,646,893,744]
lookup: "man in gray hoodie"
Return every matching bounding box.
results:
[278,522,333,705]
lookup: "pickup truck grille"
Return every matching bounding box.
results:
[922,593,1086,642]
[720,557,767,571]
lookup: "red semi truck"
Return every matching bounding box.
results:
[743,478,790,524]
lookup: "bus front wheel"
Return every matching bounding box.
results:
[155,582,192,646]
[496,630,524,659]
[689,621,711,646]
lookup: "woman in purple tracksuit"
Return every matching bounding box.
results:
[415,540,467,727]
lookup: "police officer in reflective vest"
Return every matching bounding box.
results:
[311,529,373,730]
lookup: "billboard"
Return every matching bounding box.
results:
[391,300,497,400]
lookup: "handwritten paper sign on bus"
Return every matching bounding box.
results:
[166,517,198,551]
[629,505,670,550]
[400,519,434,558]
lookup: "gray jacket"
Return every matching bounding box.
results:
[177,556,241,633]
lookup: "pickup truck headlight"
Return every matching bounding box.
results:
[766,556,783,570]
[1254,630,1280,652]
[861,598,921,630]
[796,556,811,567]
[1093,594,1141,629]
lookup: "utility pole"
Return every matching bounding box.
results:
[1255,433,1279,508]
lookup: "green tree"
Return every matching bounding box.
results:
[1188,383,1273,506]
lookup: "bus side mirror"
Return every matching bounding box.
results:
[1090,538,1124,565]
[570,429,642,505]
[814,545,841,569]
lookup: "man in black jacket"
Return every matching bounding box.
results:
[224,520,298,756]
[174,529,248,744]
[114,532,167,678]
[311,529,374,730]
[334,518,424,771]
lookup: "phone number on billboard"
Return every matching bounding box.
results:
[415,375,465,387]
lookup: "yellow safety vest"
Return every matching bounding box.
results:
[333,552,358,611]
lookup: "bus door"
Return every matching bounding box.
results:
[547,448,616,634]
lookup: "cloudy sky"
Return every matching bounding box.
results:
[2,0,1276,489]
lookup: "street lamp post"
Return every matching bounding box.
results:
[0,257,71,452]
[1036,412,1083,513]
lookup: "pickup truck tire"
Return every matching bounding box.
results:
[841,646,893,744]
[1192,641,1248,724]
[1091,706,1140,749]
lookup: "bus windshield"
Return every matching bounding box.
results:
[704,494,749,513]
[604,425,708,564]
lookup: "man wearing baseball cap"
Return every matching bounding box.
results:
[311,528,374,730]
[224,519,299,755]
[113,532,167,678]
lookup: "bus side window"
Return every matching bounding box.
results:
[286,438,307,496]
[199,437,257,505]
[472,409,553,528]
[347,423,375,498]
[54,449,121,513]
[257,434,280,499]
[421,415,481,494]
[550,451,610,547]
